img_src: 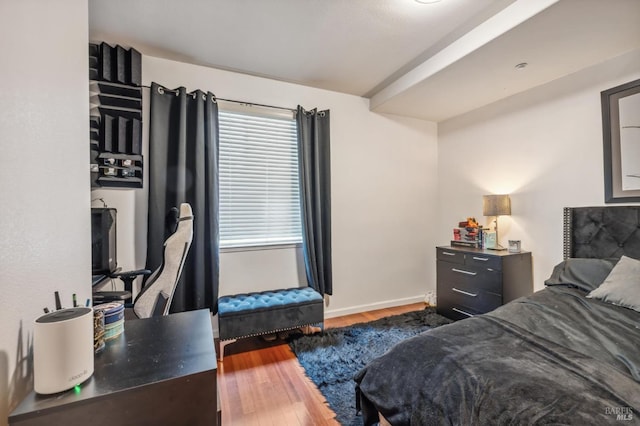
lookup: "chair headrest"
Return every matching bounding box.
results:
[179,203,193,221]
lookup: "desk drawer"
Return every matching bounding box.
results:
[437,261,502,294]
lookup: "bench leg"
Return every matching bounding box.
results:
[216,338,236,361]
[301,324,322,334]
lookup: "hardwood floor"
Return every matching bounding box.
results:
[217,302,426,425]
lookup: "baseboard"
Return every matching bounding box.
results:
[324,295,426,319]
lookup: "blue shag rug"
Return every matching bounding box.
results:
[288,307,452,425]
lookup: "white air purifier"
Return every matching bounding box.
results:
[33,307,94,394]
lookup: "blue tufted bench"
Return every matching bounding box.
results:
[217,287,324,359]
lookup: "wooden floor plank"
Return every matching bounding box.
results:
[218,302,426,425]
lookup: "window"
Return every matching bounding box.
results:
[218,106,302,249]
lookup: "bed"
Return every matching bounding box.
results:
[355,206,640,425]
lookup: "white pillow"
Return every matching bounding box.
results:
[587,255,640,312]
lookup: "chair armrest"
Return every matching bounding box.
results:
[93,291,132,304]
[109,269,152,299]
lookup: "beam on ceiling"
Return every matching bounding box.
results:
[369,0,560,112]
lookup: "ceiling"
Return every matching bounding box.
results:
[89,0,640,122]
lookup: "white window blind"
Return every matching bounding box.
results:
[218,107,302,249]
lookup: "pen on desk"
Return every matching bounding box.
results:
[72,293,78,307]
[54,291,62,310]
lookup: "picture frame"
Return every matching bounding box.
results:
[601,78,640,203]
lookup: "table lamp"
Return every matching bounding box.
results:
[483,194,511,250]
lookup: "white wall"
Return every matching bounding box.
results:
[98,54,439,317]
[0,0,90,423]
[438,49,640,292]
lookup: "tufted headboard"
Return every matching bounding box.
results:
[563,206,640,260]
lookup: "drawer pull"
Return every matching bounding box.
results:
[472,256,489,261]
[452,307,474,317]
[452,268,477,276]
[442,251,456,256]
[452,287,478,297]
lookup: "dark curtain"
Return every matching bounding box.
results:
[296,106,332,295]
[147,82,219,314]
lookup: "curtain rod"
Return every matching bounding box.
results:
[218,97,297,114]
[141,84,297,113]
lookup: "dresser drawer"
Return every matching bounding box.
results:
[435,246,533,321]
[437,261,502,294]
[436,304,482,321]
[436,248,465,265]
[465,253,502,271]
[438,284,502,313]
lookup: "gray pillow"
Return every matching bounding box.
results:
[587,255,640,312]
[544,258,617,292]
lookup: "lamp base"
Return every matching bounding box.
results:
[487,244,507,251]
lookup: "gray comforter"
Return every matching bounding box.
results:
[354,286,640,425]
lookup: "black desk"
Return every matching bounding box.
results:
[92,268,134,304]
[9,310,217,426]
[91,273,108,286]
[91,267,120,287]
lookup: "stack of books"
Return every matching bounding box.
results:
[452,221,484,248]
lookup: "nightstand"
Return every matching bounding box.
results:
[436,246,533,321]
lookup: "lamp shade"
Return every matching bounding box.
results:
[483,194,511,216]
